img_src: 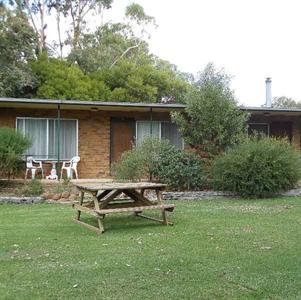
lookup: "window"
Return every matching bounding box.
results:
[136,121,183,149]
[16,118,78,160]
[248,123,269,137]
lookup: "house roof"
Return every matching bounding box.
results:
[240,106,301,116]
[0,97,185,112]
[1,97,301,115]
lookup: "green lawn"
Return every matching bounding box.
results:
[1,198,301,300]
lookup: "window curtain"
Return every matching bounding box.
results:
[58,120,77,160]
[136,122,160,145]
[18,119,48,158]
[17,118,77,160]
[49,120,77,160]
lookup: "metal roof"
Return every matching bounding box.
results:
[1,98,301,114]
[0,97,186,110]
[240,106,301,113]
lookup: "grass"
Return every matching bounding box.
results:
[1,198,301,299]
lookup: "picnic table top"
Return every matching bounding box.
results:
[74,182,167,192]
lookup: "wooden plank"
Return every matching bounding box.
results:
[74,182,167,192]
[161,210,168,225]
[96,189,111,201]
[155,189,163,204]
[76,191,85,220]
[99,189,124,209]
[73,219,104,234]
[95,204,175,215]
[123,189,154,206]
[73,204,100,217]
[105,202,144,210]
[97,218,105,233]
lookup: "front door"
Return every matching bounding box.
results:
[270,122,292,142]
[110,118,135,165]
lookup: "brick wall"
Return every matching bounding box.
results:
[0,107,170,178]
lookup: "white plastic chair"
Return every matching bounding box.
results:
[60,156,80,179]
[25,156,44,179]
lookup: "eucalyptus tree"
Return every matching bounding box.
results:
[172,63,249,157]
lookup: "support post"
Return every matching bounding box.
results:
[149,107,153,181]
[57,104,61,176]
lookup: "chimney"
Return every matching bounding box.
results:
[265,77,272,107]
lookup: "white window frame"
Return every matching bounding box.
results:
[136,120,184,149]
[16,117,79,160]
[248,123,270,137]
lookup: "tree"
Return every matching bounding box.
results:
[172,63,249,157]
[1,1,191,103]
[67,22,150,73]
[30,55,110,100]
[11,0,50,55]
[0,5,37,97]
[67,3,156,73]
[57,0,113,50]
[94,59,189,103]
[272,96,301,109]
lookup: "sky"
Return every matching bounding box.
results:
[47,0,301,107]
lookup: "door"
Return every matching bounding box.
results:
[270,122,292,142]
[110,118,135,164]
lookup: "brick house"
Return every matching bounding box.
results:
[0,98,300,179]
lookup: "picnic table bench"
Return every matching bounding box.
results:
[72,182,175,234]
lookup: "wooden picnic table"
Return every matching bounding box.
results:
[72,182,175,234]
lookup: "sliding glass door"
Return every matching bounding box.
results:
[17,118,78,160]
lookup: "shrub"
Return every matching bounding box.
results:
[151,148,205,191]
[23,179,44,196]
[211,137,301,197]
[0,127,31,178]
[112,138,205,190]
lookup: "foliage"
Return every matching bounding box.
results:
[67,22,146,73]
[113,138,205,190]
[0,127,31,179]
[94,59,189,103]
[111,138,165,181]
[172,63,249,157]
[272,96,301,109]
[23,179,44,196]
[0,5,37,97]
[125,3,155,25]
[211,137,301,197]
[30,55,110,100]
[151,146,205,191]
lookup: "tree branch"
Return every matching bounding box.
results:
[110,40,142,69]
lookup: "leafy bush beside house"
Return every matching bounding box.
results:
[211,137,301,198]
[0,127,31,179]
[112,138,205,190]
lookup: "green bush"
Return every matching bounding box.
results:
[211,137,301,197]
[151,147,205,191]
[23,179,44,196]
[0,127,31,178]
[112,138,205,190]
